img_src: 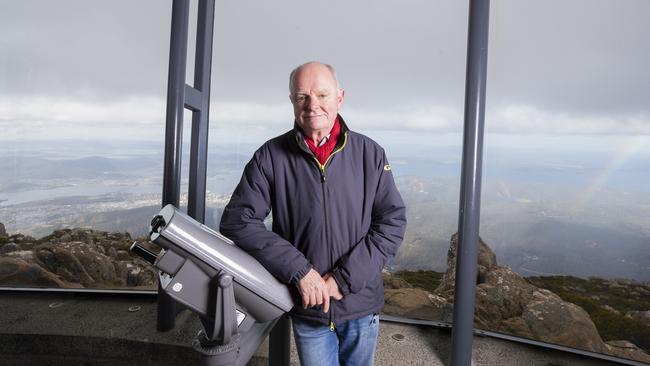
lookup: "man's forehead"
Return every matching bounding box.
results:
[292,73,337,93]
[294,87,332,95]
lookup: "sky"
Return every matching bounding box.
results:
[0,0,649,142]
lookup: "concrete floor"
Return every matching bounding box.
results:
[0,291,639,366]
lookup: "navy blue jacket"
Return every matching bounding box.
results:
[219,116,407,324]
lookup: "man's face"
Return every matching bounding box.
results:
[290,64,344,137]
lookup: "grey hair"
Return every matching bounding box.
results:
[289,61,340,94]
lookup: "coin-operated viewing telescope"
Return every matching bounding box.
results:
[131,204,294,366]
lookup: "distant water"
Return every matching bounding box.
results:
[0,181,161,206]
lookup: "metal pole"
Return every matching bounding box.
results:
[159,0,190,332]
[268,315,291,366]
[450,0,490,365]
[187,0,215,224]
[162,0,189,209]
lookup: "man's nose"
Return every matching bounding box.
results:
[306,95,319,110]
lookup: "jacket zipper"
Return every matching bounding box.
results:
[308,133,347,328]
[312,132,348,182]
[322,173,334,330]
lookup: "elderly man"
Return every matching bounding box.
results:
[220,61,406,365]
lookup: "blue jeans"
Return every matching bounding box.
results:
[291,314,379,366]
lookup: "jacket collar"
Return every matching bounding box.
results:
[294,114,349,153]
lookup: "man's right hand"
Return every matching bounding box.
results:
[297,268,330,313]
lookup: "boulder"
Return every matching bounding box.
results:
[0,257,74,288]
[384,287,453,322]
[474,266,536,329]
[0,222,7,243]
[382,272,412,290]
[435,233,497,295]
[427,233,650,363]
[519,289,606,353]
[605,341,650,363]
[36,245,96,286]
[1,242,20,254]
[8,233,35,244]
[0,227,157,290]
[626,310,650,327]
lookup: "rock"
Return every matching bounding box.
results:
[474,266,536,329]
[8,234,35,244]
[520,289,606,353]
[36,246,96,286]
[1,242,20,254]
[425,232,650,364]
[0,223,7,243]
[126,265,156,287]
[59,233,72,243]
[382,273,412,289]
[603,305,619,314]
[626,310,650,326]
[115,250,131,261]
[0,257,73,288]
[112,261,128,286]
[607,340,638,349]
[108,247,118,258]
[606,340,650,363]
[383,287,453,322]
[0,227,158,290]
[435,233,497,295]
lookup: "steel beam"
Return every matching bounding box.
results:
[187,0,215,224]
[159,0,215,332]
[161,0,189,209]
[450,0,490,365]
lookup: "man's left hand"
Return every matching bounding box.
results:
[323,273,343,300]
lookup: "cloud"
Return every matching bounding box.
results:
[1,95,648,141]
[489,105,650,135]
[0,96,165,126]
[211,101,290,126]
[345,105,462,132]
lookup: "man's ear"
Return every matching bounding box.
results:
[337,89,345,107]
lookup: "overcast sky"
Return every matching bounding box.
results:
[0,0,649,142]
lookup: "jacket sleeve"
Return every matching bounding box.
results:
[219,149,312,284]
[331,149,407,295]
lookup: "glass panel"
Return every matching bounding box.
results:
[0,1,171,291]
[479,0,650,363]
[205,0,467,326]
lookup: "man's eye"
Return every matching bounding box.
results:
[318,94,328,99]
[295,96,307,103]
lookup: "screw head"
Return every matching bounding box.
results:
[172,282,183,292]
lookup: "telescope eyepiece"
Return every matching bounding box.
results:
[150,214,167,234]
[130,241,159,265]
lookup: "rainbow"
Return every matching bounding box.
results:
[575,136,647,207]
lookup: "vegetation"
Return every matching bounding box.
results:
[529,276,650,353]
[393,270,443,293]
[392,271,650,353]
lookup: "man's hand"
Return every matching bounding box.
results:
[323,273,343,300]
[297,268,330,312]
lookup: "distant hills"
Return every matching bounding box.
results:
[391,175,650,282]
[1,156,649,283]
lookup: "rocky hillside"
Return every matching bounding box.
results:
[383,233,650,364]
[2,223,649,363]
[528,275,650,356]
[0,225,156,289]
